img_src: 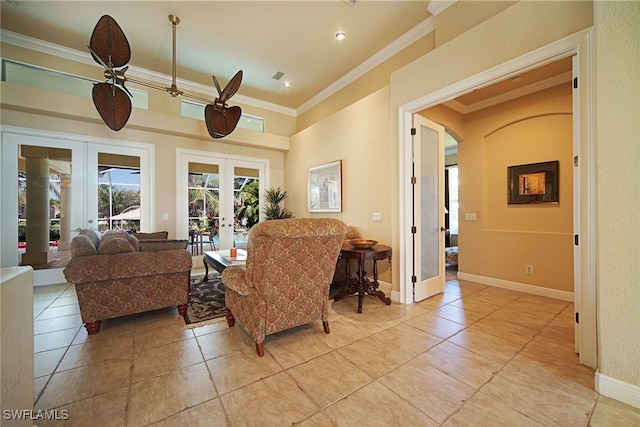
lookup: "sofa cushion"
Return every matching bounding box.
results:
[132,231,169,240]
[79,229,101,250]
[70,235,98,257]
[98,233,135,255]
[127,234,139,252]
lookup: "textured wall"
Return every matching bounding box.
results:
[594,1,640,388]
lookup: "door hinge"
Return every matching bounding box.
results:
[573,77,578,89]
[411,226,417,234]
[411,127,416,136]
[575,312,579,324]
[411,275,417,283]
[574,155,579,167]
[575,234,579,246]
[411,176,417,184]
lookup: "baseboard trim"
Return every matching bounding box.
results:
[595,371,640,409]
[456,272,574,302]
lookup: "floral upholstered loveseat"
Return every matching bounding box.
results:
[63,229,192,334]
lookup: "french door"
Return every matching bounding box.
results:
[1,128,153,285]
[411,115,446,301]
[177,149,268,250]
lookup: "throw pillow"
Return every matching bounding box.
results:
[70,235,98,257]
[132,231,169,240]
[98,234,135,255]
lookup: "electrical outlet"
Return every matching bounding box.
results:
[525,264,533,275]
[372,212,382,222]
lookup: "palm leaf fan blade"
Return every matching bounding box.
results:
[92,83,132,131]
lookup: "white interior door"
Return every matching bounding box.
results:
[412,115,446,301]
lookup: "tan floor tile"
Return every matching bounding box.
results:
[128,363,217,426]
[481,355,597,427]
[36,304,81,320]
[34,375,49,401]
[379,358,475,423]
[315,317,377,349]
[589,395,640,427]
[443,390,545,426]
[34,314,83,335]
[415,291,461,311]
[133,320,195,352]
[48,295,79,308]
[57,336,134,371]
[434,304,485,325]
[468,317,538,346]
[489,305,555,330]
[33,284,70,301]
[445,282,484,297]
[221,371,320,426]
[449,296,507,316]
[331,295,411,328]
[190,318,229,336]
[34,347,67,378]
[34,299,54,318]
[288,351,373,408]
[516,293,570,309]
[419,341,503,389]
[296,411,336,427]
[132,337,204,383]
[36,357,132,410]
[71,315,138,345]
[197,326,257,360]
[148,398,229,427]
[323,380,438,426]
[447,328,522,364]
[206,349,284,395]
[507,299,565,318]
[265,325,333,369]
[338,323,441,378]
[36,386,129,427]
[34,328,79,353]
[134,306,187,331]
[405,311,467,339]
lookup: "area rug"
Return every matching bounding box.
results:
[184,272,227,328]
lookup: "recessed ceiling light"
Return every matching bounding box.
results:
[283,81,292,88]
[335,32,346,41]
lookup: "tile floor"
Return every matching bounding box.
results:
[31,268,640,426]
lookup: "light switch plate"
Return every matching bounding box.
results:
[464,212,477,221]
[373,212,382,222]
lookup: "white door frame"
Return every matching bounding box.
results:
[397,28,596,368]
[175,148,269,246]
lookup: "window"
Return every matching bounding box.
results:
[447,166,459,235]
[2,59,149,109]
[181,100,265,133]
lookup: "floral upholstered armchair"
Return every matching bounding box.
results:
[221,218,348,356]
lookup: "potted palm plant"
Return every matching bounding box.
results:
[263,186,294,220]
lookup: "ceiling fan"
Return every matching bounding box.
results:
[88,14,243,138]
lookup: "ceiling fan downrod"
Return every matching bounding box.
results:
[166,14,183,97]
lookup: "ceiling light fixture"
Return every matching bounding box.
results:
[335,32,346,41]
[283,81,292,88]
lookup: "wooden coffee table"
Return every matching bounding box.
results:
[202,249,247,282]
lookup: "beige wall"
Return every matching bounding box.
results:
[421,84,574,292]
[593,0,640,389]
[288,88,393,283]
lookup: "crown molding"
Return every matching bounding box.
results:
[0,29,296,117]
[427,0,457,16]
[443,71,573,114]
[296,16,436,115]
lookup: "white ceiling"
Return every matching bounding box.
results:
[0,1,433,111]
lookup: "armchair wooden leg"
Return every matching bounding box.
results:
[226,308,236,327]
[177,304,188,316]
[255,342,265,357]
[322,321,330,334]
[85,320,101,335]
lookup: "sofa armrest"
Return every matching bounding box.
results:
[138,239,188,252]
[221,266,254,296]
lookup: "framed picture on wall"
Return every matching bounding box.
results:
[308,160,342,212]
[507,160,559,204]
